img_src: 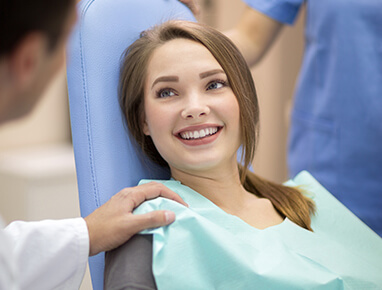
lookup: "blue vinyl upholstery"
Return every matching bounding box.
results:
[66,1,194,288]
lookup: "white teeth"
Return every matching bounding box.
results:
[179,127,219,140]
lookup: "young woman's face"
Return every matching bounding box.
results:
[143,38,241,175]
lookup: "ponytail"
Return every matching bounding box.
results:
[240,166,315,231]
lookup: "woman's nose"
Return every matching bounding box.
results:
[181,96,210,119]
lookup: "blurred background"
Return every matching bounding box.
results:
[0,1,305,289]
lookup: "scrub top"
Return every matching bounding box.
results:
[244,0,382,235]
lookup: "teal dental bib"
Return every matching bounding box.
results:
[134,171,382,289]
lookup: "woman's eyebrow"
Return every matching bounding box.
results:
[151,76,179,89]
[199,69,225,79]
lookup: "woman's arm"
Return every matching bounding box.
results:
[225,5,283,67]
[104,234,156,290]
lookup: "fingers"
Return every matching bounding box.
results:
[126,210,176,234]
[143,182,188,206]
[117,182,188,210]
[86,183,185,255]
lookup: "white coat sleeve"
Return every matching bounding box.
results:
[0,218,18,290]
[4,218,89,290]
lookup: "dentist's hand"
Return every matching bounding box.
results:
[84,182,187,256]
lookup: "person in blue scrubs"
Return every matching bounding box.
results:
[217,0,382,236]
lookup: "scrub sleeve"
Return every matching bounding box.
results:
[244,0,382,235]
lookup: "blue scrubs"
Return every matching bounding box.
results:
[244,0,382,235]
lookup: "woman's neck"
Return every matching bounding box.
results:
[170,163,285,230]
[171,164,256,213]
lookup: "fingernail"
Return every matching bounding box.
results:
[165,211,176,223]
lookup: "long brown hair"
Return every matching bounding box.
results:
[119,20,315,230]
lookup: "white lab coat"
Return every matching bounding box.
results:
[0,217,89,290]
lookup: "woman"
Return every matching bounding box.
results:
[104,20,381,289]
[224,0,382,235]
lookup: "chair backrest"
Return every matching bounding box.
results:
[66,1,194,289]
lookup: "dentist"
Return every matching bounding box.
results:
[0,0,186,289]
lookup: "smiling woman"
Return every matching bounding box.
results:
[119,20,314,229]
[143,38,241,175]
[103,20,382,290]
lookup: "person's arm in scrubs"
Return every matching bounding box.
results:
[1,182,186,290]
[179,1,283,67]
[225,5,283,66]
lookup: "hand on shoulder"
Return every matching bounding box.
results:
[84,182,187,256]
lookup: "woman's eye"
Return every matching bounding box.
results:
[157,89,176,98]
[207,80,226,91]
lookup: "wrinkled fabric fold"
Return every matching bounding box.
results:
[134,171,382,289]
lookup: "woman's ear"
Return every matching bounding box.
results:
[142,119,150,136]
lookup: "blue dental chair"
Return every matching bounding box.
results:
[66,1,194,289]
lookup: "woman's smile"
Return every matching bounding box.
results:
[174,124,223,146]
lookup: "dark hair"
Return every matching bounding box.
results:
[120,20,315,230]
[0,0,75,56]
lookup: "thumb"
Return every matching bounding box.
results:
[128,210,176,234]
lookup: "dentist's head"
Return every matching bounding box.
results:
[0,0,77,124]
